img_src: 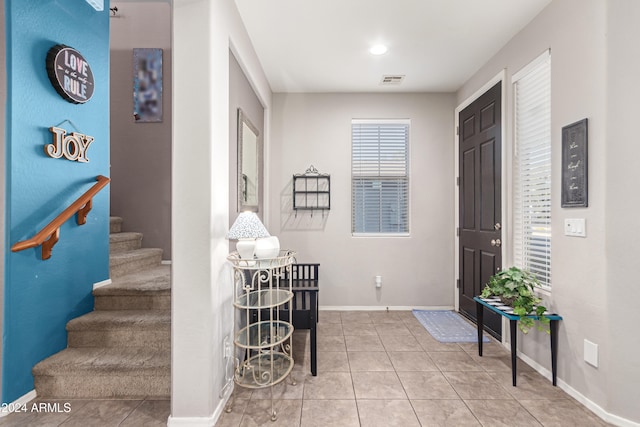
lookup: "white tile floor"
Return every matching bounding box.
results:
[0,310,611,426]
[216,310,611,426]
[0,398,169,426]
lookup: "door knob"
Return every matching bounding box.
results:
[491,239,502,247]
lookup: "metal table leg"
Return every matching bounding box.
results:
[310,291,317,376]
[510,319,518,386]
[476,300,484,357]
[550,319,559,386]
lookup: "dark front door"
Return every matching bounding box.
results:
[458,82,502,339]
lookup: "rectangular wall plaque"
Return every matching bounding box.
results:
[133,48,163,123]
[561,118,588,207]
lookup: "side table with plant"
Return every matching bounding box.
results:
[480,267,550,333]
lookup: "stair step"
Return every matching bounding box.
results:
[33,347,170,399]
[110,248,163,279]
[33,217,172,400]
[95,264,171,310]
[110,216,123,234]
[67,310,170,349]
[109,231,143,253]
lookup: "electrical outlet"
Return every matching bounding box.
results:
[584,339,598,367]
[375,275,382,288]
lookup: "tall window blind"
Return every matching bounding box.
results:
[352,120,409,234]
[513,51,552,288]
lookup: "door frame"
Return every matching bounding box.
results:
[453,70,508,342]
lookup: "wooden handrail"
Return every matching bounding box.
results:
[12,175,111,260]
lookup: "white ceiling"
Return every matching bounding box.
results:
[234,0,552,93]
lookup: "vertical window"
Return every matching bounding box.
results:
[351,120,409,234]
[513,51,552,288]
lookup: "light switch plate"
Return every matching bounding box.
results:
[564,218,586,237]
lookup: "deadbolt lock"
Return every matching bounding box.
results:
[494,223,502,231]
[491,239,502,247]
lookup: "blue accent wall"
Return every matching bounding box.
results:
[3,0,110,403]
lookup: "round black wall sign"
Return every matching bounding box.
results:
[46,44,95,104]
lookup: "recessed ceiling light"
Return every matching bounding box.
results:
[369,44,388,55]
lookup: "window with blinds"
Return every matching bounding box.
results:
[513,51,552,289]
[351,120,409,234]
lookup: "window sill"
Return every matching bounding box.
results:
[535,286,552,298]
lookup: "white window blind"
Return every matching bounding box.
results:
[513,51,552,288]
[352,120,409,234]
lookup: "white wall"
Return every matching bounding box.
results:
[269,92,455,308]
[458,0,640,424]
[171,0,271,425]
[605,1,640,423]
[229,50,265,221]
[110,2,173,258]
[172,0,639,424]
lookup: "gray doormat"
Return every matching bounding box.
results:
[413,309,489,343]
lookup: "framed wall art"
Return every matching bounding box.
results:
[561,118,588,208]
[133,48,163,122]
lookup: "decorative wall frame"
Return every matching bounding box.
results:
[293,165,331,217]
[133,48,163,122]
[46,44,95,104]
[561,118,588,207]
[46,126,94,163]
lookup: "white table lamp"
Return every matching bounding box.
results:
[226,212,270,259]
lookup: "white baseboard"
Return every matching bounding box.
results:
[168,384,232,427]
[319,305,454,311]
[517,352,640,427]
[92,278,112,291]
[606,412,640,427]
[167,415,217,426]
[0,390,36,417]
[212,385,233,426]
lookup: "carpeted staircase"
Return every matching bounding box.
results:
[32,217,171,398]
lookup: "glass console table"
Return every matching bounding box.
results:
[227,250,296,421]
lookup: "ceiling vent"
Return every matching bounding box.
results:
[380,75,405,85]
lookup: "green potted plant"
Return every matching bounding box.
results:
[480,266,550,333]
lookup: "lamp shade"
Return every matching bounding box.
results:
[226,212,270,240]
